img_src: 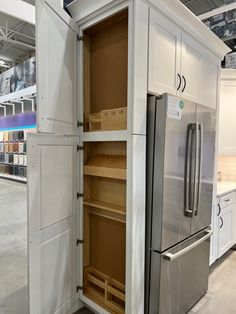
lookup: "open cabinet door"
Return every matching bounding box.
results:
[36,0,78,135]
[28,133,77,314]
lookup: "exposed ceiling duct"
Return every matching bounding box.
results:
[180,0,236,16]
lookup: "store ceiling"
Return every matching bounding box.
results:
[180,0,236,16]
[0,0,35,72]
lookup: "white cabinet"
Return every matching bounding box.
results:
[148,7,219,109]
[181,32,202,102]
[217,192,234,258]
[201,54,218,109]
[219,70,236,154]
[148,9,181,96]
[218,208,233,257]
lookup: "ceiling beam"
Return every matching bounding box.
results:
[198,2,236,20]
[0,0,35,25]
[0,35,35,49]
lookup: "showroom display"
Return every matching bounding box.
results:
[0,129,35,182]
[26,0,230,314]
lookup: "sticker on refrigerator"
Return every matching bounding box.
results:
[167,96,184,120]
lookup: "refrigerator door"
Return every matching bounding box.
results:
[191,105,216,235]
[148,95,196,252]
[147,228,211,314]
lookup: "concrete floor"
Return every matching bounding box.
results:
[189,249,236,314]
[0,179,28,314]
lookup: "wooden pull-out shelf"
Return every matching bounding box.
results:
[84,154,126,180]
[84,199,126,223]
[84,267,125,314]
[87,107,127,132]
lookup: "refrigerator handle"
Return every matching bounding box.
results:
[184,124,194,217]
[193,123,199,214]
[162,229,212,261]
[195,124,203,216]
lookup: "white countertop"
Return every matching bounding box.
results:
[217,182,236,197]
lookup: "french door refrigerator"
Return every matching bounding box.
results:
[145,94,216,314]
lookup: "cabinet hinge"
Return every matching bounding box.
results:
[77,35,84,41]
[77,145,84,151]
[77,239,84,246]
[77,285,83,292]
[77,193,84,199]
[77,121,84,127]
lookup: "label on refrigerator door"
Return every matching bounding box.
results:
[167,96,184,120]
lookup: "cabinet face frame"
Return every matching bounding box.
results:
[77,1,132,137]
[76,2,133,313]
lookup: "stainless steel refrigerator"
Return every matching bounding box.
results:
[145,94,216,314]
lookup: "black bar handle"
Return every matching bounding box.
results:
[220,216,224,229]
[217,204,221,216]
[182,75,186,92]
[177,73,181,91]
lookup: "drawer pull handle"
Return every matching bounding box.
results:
[217,204,221,216]
[225,198,230,202]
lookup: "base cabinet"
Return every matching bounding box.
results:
[215,193,235,260]
[218,209,233,257]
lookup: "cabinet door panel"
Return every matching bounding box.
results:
[28,133,77,314]
[181,33,202,103]
[219,80,236,154]
[201,55,218,109]
[218,209,233,258]
[148,8,181,95]
[37,0,78,135]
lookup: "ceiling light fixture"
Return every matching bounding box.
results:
[0,60,5,65]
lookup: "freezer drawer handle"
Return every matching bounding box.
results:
[162,229,212,261]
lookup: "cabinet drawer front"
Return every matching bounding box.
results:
[219,192,235,209]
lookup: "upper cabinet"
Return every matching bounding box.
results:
[148,9,181,96]
[148,7,219,109]
[201,53,219,110]
[181,32,202,102]
[37,0,78,135]
[219,70,236,154]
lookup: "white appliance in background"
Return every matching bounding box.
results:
[145,94,216,314]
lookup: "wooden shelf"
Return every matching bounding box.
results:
[84,267,125,314]
[84,154,126,180]
[84,199,125,216]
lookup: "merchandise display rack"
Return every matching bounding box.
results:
[0,86,37,183]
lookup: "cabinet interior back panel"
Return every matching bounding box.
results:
[84,10,128,114]
[90,213,126,284]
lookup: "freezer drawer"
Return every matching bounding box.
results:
[147,229,211,314]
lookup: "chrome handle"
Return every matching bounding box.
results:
[195,124,203,216]
[184,124,194,217]
[163,229,212,261]
[193,123,199,214]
